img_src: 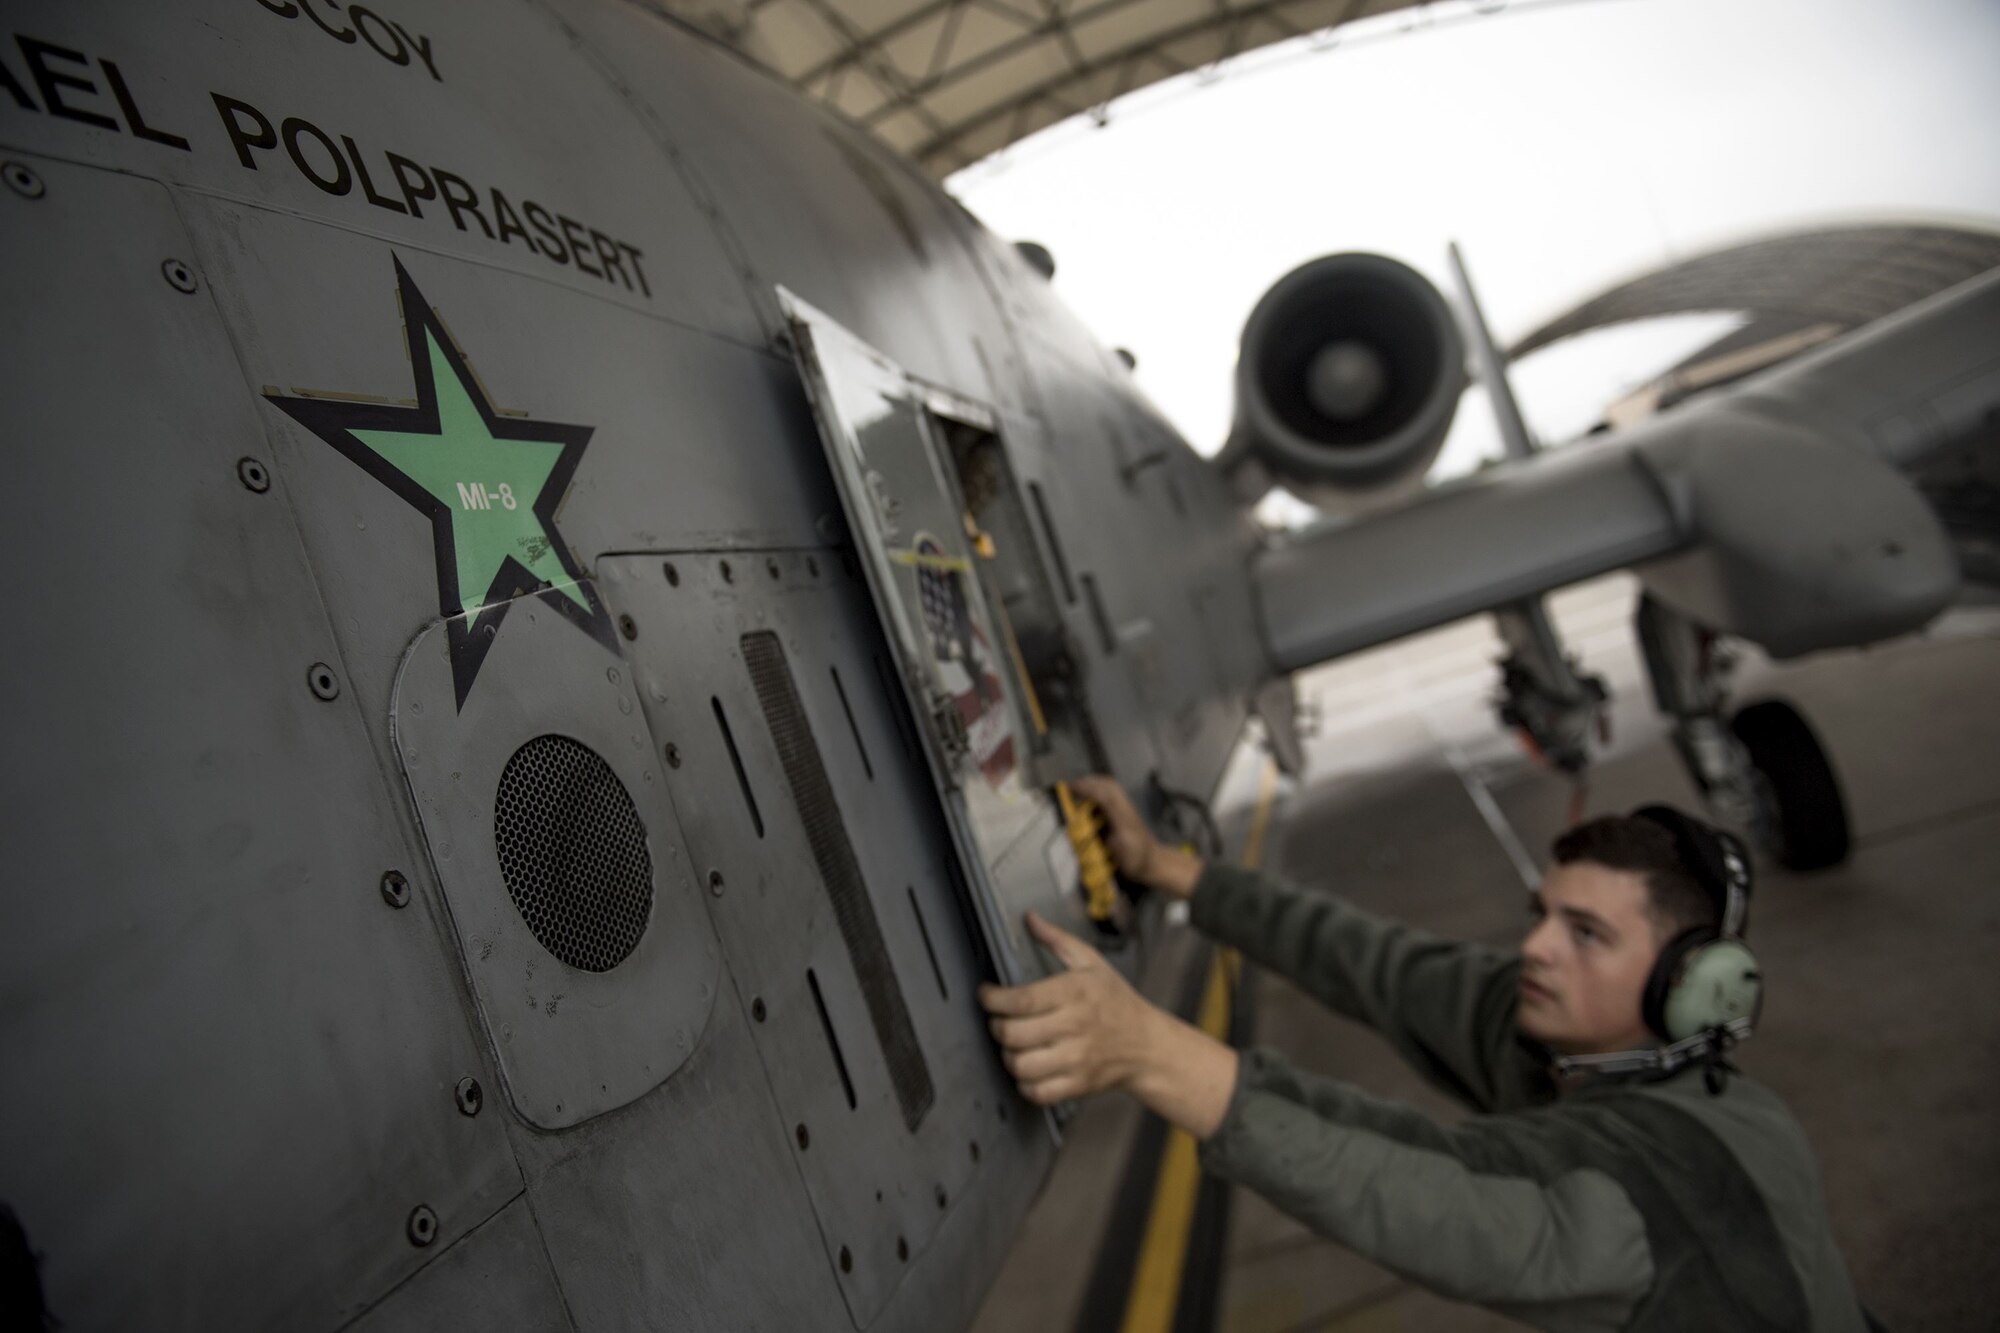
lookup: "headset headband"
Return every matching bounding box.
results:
[1630,804,1751,939]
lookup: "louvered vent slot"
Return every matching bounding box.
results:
[741,631,934,1130]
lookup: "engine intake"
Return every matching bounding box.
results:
[1224,253,1466,507]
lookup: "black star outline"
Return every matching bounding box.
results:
[266,257,619,709]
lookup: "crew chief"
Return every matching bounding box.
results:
[979,776,1870,1330]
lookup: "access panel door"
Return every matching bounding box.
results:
[781,289,1089,986]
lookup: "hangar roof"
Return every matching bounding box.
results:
[647,0,1437,176]
[1510,223,2000,373]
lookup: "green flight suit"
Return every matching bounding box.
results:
[1190,862,1868,1331]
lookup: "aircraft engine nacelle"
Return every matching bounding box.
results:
[1223,253,1467,509]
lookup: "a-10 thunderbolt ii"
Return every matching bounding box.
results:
[1,0,1995,1329]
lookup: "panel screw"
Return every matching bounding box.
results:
[796,1123,810,1150]
[663,561,679,586]
[618,613,638,641]
[838,1245,852,1273]
[897,1236,909,1262]
[751,997,766,1022]
[664,743,681,768]
[407,1205,439,1247]
[454,1077,483,1116]
[708,869,725,897]
[237,457,271,493]
[767,558,781,580]
[380,870,410,909]
[719,559,734,583]
[162,258,198,294]
[308,663,340,700]
[969,1140,980,1163]
[3,162,44,199]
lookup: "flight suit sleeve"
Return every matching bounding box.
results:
[1199,1049,1655,1329]
[1189,862,1531,1111]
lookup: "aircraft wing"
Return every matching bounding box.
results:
[1242,264,2000,676]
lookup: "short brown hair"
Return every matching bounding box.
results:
[1552,816,1718,938]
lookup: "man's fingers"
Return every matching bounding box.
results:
[989,1009,1077,1050]
[978,977,1065,1017]
[1026,911,1102,971]
[1070,775,1126,817]
[1007,1038,1086,1083]
[1021,1074,1085,1106]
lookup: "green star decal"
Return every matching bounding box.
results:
[267,258,616,707]
[349,329,589,619]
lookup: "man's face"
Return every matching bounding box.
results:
[1517,860,1665,1055]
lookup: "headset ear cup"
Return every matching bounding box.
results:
[1643,927,1713,1041]
[1662,939,1764,1042]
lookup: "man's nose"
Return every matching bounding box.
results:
[1521,917,1559,967]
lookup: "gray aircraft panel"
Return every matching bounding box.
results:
[500,976,858,1333]
[0,151,522,1331]
[0,3,1272,1326]
[391,603,721,1130]
[593,551,1026,1326]
[344,1196,572,1333]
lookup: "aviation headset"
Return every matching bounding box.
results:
[1554,804,1762,1082]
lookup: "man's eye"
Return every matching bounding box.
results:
[1573,923,1598,944]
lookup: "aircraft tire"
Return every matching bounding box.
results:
[1731,697,1852,871]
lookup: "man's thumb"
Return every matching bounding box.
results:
[1026,910,1098,970]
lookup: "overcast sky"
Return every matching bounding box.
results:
[948,0,2000,503]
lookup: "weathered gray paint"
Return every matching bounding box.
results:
[0,3,1247,1328]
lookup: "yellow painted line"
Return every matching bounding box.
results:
[1239,760,1280,874]
[1119,758,1279,1333]
[886,547,973,574]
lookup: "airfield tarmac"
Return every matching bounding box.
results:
[972,572,2000,1333]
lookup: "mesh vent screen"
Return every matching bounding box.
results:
[494,735,654,973]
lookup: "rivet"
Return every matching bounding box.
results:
[807,557,820,578]
[407,1205,439,1247]
[161,258,198,294]
[618,613,638,641]
[935,1184,947,1209]
[796,1123,810,1150]
[2,161,45,199]
[664,742,681,768]
[970,1140,980,1163]
[454,1077,483,1116]
[237,457,271,493]
[720,559,734,583]
[663,561,679,586]
[708,869,725,897]
[307,663,340,701]
[838,1244,852,1273]
[380,870,411,908]
[897,1236,908,1262]
[767,558,781,580]
[751,996,767,1022]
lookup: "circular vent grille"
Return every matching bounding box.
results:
[494,735,654,973]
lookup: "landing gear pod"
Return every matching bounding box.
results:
[1221,253,1467,509]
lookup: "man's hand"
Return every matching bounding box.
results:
[1069,775,1205,900]
[980,911,1160,1105]
[980,912,1239,1139]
